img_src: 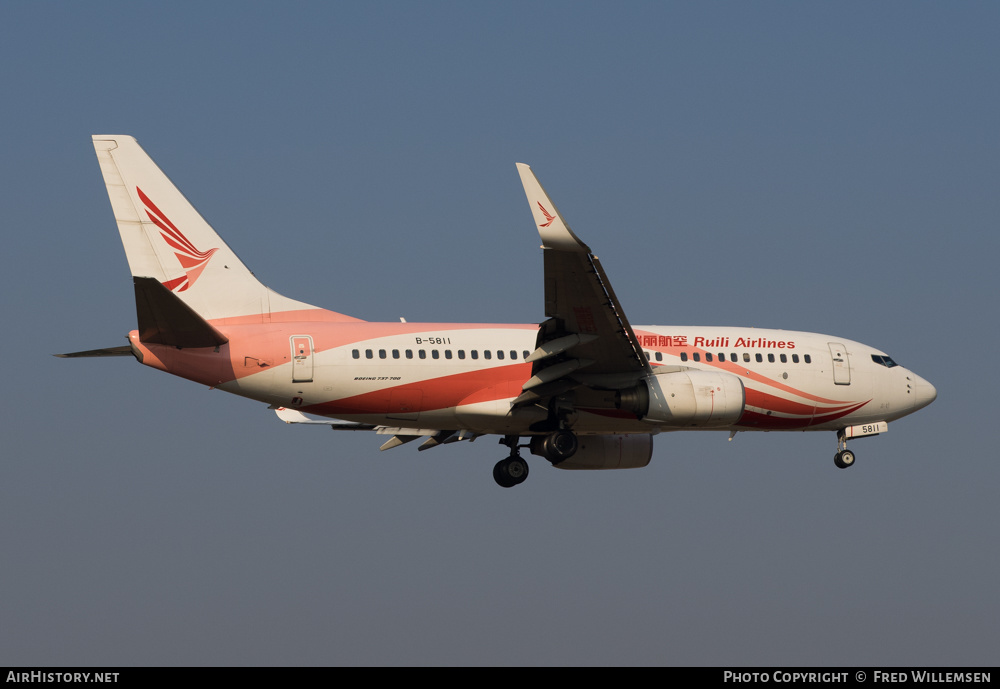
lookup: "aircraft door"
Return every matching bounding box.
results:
[828,342,851,385]
[291,335,314,383]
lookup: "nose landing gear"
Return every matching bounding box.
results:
[834,430,856,469]
[834,449,856,468]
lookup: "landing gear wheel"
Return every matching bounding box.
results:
[493,460,507,487]
[834,449,856,469]
[834,430,856,469]
[506,456,529,483]
[493,457,529,488]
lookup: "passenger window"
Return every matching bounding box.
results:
[352,349,360,359]
[510,350,517,360]
[379,349,387,359]
[767,353,775,363]
[755,353,763,363]
[706,353,713,362]
[365,349,373,359]
[655,352,663,362]
[432,350,439,359]
[392,349,400,359]
[497,350,504,360]
[693,353,701,362]
[804,354,812,363]
[445,350,452,359]
[680,352,688,362]
[523,350,530,359]
[484,350,492,360]
[419,350,426,359]
[792,354,799,363]
[780,354,787,363]
[406,350,413,359]
[471,350,479,360]
[743,353,750,363]
[458,350,465,359]
[645,351,650,360]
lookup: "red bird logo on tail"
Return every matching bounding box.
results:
[137,187,218,292]
[536,201,557,227]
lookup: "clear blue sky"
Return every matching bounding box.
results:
[2,1,997,666]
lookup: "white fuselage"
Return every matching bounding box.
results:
[131,321,936,436]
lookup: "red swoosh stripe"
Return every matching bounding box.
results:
[738,400,870,429]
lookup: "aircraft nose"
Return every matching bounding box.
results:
[912,374,937,410]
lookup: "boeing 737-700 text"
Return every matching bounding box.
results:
[60,135,937,487]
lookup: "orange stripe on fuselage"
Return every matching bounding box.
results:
[133,312,538,391]
[303,363,531,416]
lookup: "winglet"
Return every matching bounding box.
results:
[516,163,590,253]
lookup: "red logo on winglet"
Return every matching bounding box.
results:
[137,187,218,292]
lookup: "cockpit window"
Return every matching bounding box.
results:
[871,354,898,368]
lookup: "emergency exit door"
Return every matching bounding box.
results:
[291,335,314,383]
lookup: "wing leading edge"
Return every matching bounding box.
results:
[514,164,650,408]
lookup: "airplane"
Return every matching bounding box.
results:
[60,135,937,487]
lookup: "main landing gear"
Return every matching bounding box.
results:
[494,436,529,488]
[493,430,580,487]
[834,430,856,469]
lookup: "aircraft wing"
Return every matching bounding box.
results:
[514,164,650,406]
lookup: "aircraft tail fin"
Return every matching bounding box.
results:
[92,135,347,323]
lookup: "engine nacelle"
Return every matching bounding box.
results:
[618,370,745,428]
[531,434,653,470]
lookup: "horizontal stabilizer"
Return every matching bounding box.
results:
[54,344,134,358]
[134,276,228,348]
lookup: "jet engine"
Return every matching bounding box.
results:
[531,434,653,470]
[617,370,745,427]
